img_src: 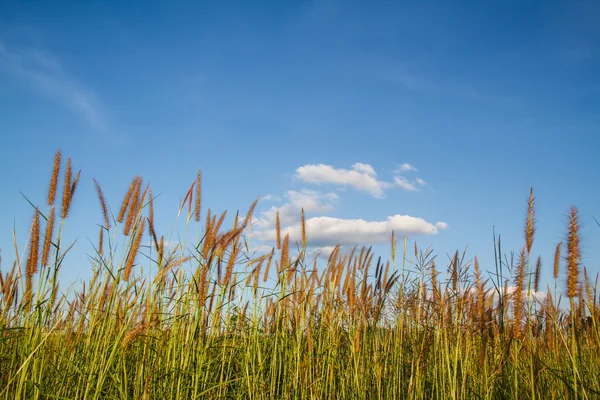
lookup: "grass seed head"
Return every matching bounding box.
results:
[48,149,61,206]
[566,206,581,299]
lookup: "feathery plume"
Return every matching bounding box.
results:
[553,241,562,280]
[525,187,535,254]
[275,210,281,250]
[93,178,111,229]
[280,234,289,273]
[513,246,527,338]
[98,226,104,256]
[25,208,41,303]
[41,206,55,266]
[124,177,142,236]
[118,177,137,223]
[566,206,581,299]
[48,149,61,206]
[263,248,274,282]
[60,158,72,219]
[124,219,145,281]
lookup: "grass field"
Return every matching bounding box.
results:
[1,150,598,399]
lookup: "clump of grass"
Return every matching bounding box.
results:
[1,150,599,399]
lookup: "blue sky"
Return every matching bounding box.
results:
[1,0,599,294]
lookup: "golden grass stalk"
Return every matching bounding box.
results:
[118,177,137,223]
[93,178,111,229]
[280,233,289,274]
[553,241,562,279]
[41,206,55,266]
[242,198,259,230]
[60,158,72,220]
[124,177,142,236]
[98,226,104,256]
[124,219,145,281]
[566,206,581,299]
[474,256,485,330]
[195,169,202,222]
[276,211,281,250]
[263,248,274,282]
[513,246,527,338]
[525,187,535,254]
[25,208,41,303]
[223,243,239,287]
[47,149,61,206]
[70,170,81,204]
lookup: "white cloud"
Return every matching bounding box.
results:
[262,194,281,201]
[436,222,449,231]
[394,176,418,191]
[397,163,417,173]
[296,162,427,197]
[256,189,338,228]
[257,214,447,246]
[296,163,391,198]
[0,40,106,128]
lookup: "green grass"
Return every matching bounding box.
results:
[1,151,599,399]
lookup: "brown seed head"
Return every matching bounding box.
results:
[280,233,289,272]
[60,158,72,219]
[48,149,61,206]
[553,241,562,279]
[118,177,137,223]
[26,208,41,279]
[513,246,527,338]
[525,187,535,254]
[41,206,55,266]
[93,178,111,229]
[124,218,145,281]
[124,177,142,236]
[98,225,104,256]
[275,210,281,250]
[566,206,581,298]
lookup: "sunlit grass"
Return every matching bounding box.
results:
[1,150,598,399]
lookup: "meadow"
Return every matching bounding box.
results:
[0,149,598,399]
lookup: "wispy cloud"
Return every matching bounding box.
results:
[381,66,518,107]
[296,162,426,198]
[0,40,106,128]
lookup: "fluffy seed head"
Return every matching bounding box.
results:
[60,158,72,219]
[275,211,281,250]
[41,206,55,266]
[566,206,581,298]
[553,242,562,279]
[525,187,535,254]
[48,149,61,206]
[93,178,111,229]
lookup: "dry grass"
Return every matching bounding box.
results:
[1,150,599,399]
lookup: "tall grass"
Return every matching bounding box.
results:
[1,150,599,399]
